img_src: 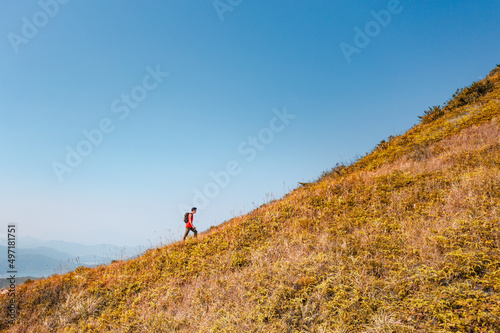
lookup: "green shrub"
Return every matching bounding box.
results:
[447,80,494,109]
[419,105,445,124]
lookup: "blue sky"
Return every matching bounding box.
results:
[0,0,499,246]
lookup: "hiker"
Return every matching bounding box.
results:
[183,207,198,240]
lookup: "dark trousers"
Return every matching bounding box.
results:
[183,227,197,240]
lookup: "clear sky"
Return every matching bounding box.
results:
[1,0,499,246]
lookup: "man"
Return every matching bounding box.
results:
[183,207,198,240]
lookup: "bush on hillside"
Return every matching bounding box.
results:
[418,105,445,124]
[447,79,494,109]
[487,64,500,78]
[418,79,495,125]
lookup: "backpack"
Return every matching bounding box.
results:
[183,212,190,224]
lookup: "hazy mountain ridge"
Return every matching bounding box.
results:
[0,246,77,278]
[1,65,500,332]
[0,239,144,278]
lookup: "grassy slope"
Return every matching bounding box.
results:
[2,66,500,332]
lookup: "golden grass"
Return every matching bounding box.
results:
[1,67,500,332]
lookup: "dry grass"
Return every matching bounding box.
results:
[1,67,500,332]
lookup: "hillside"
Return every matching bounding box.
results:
[2,65,500,332]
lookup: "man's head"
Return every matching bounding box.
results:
[191,207,197,214]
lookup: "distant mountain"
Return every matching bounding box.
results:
[13,236,47,248]
[0,246,79,277]
[42,240,137,259]
[21,246,75,262]
[0,240,144,278]
[15,236,144,259]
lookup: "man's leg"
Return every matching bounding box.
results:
[183,228,190,240]
[193,229,198,238]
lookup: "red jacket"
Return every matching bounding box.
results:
[186,213,194,229]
